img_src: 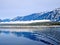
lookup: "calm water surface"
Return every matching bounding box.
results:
[0,27,60,45]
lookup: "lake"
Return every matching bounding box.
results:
[0,26,60,45]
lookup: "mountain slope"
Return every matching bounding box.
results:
[11,8,60,22]
[0,8,60,22]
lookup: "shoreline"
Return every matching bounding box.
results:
[0,25,60,32]
[0,25,60,28]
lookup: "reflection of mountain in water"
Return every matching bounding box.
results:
[0,28,60,45]
[12,32,54,45]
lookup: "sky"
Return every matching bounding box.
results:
[0,0,60,19]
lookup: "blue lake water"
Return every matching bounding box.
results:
[0,27,60,45]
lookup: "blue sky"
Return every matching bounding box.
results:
[0,0,60,19]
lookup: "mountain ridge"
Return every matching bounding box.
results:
[0,8,60,22]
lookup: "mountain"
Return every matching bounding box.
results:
[11,16,23,21]
[2,19,11,22]
[11,13,43,21]
[11,8,60,22]
[0,8,60,22]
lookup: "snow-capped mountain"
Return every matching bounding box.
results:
[0,8,60,22]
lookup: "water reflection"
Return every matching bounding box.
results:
[12,32,54,45]
[0,27,60,45]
